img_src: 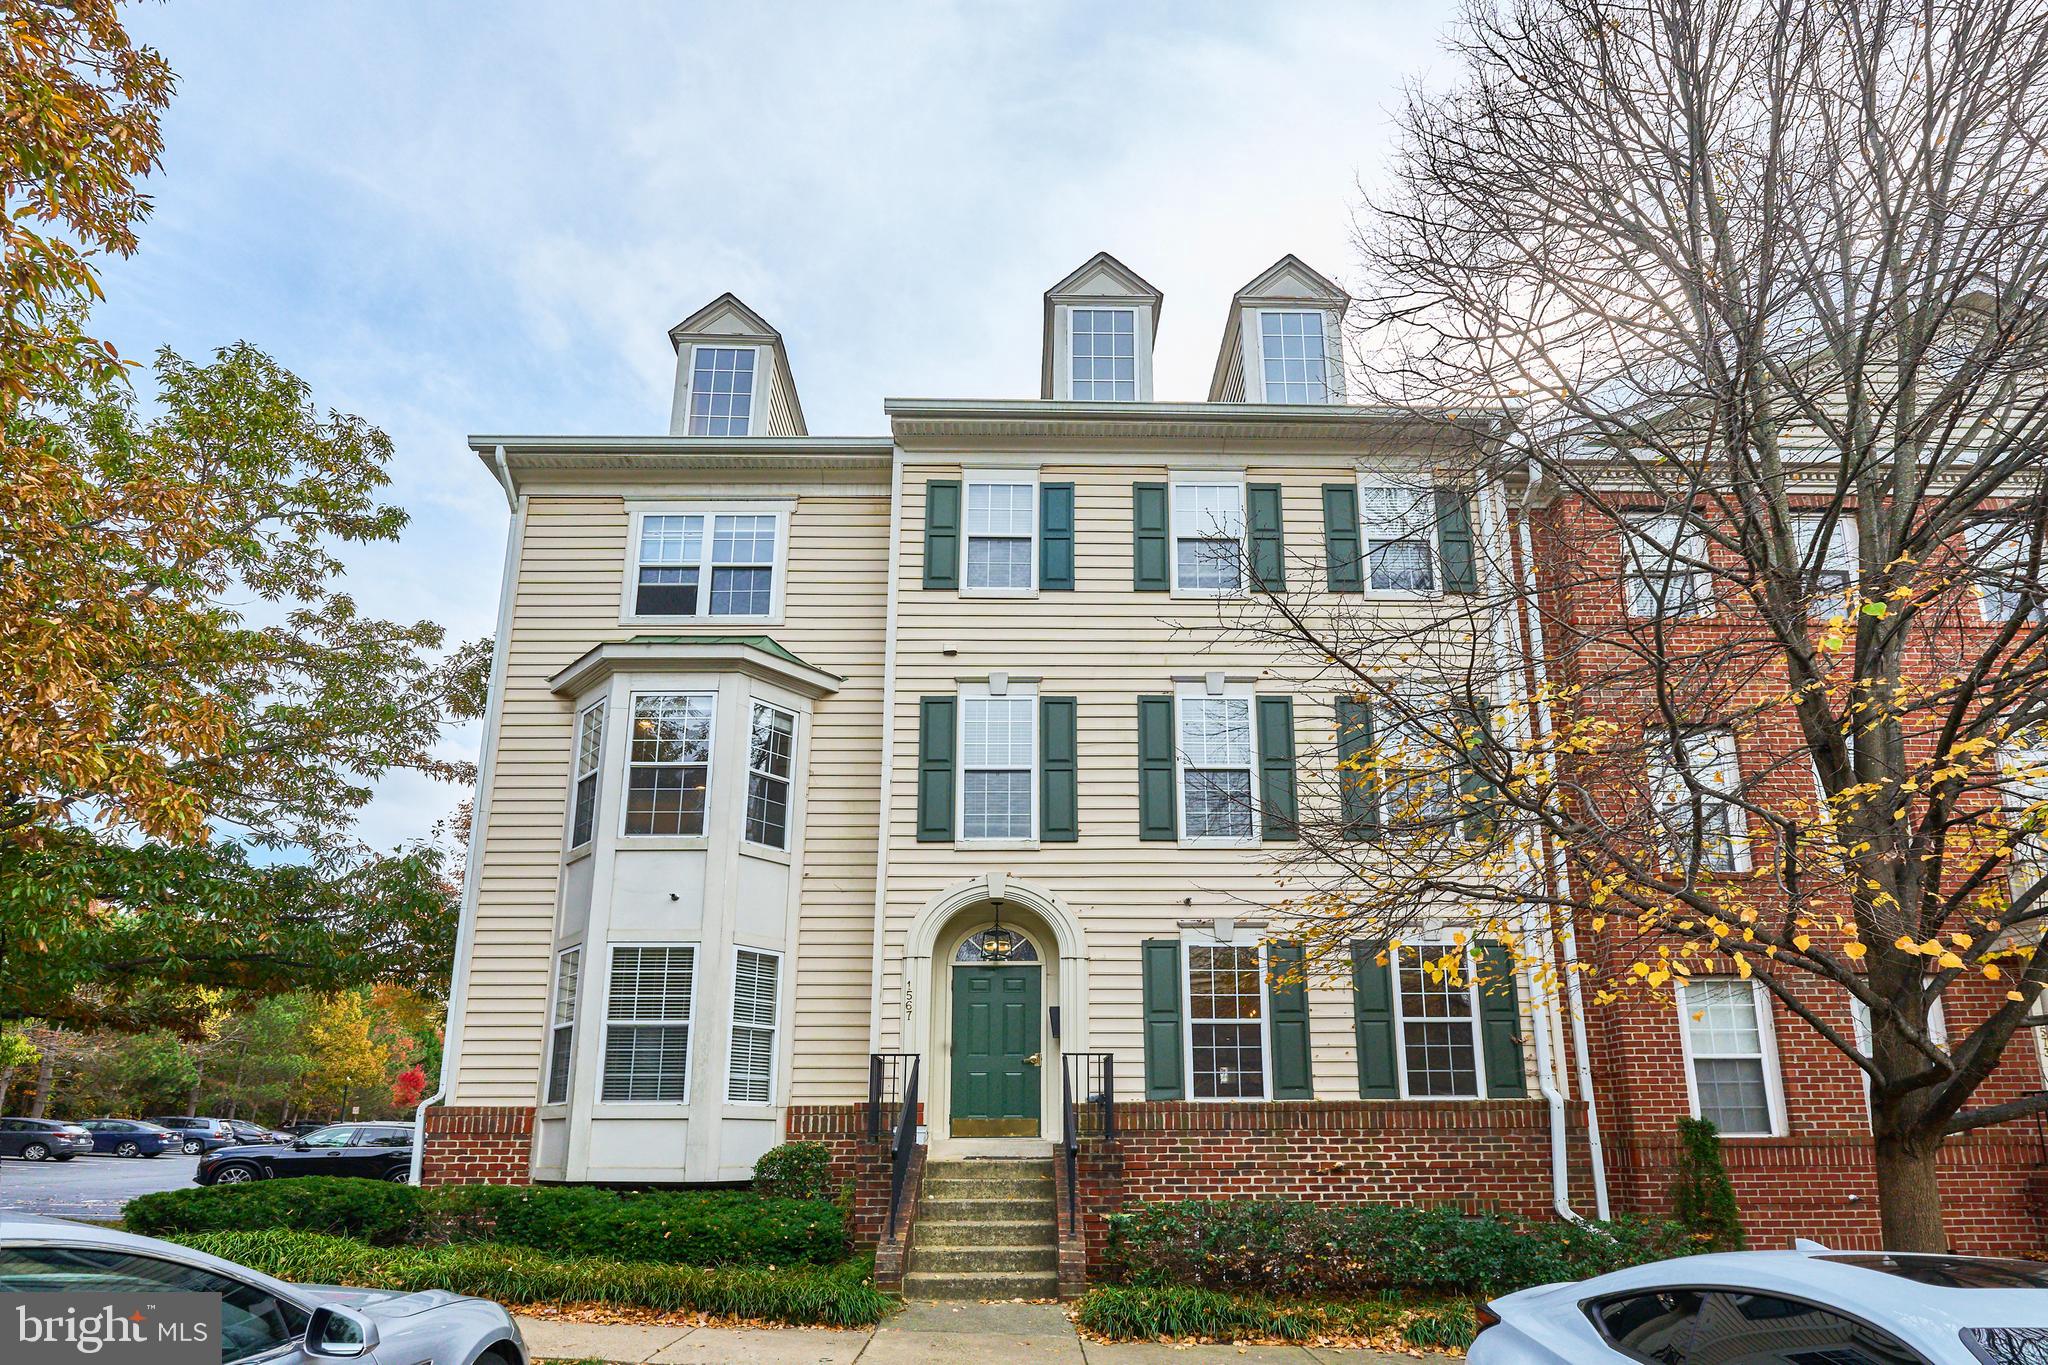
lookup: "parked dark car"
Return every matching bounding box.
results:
[224,1120,280,1145]
[147,1115,237,1155]
[196,1122,414,1186]
[76,1120,173,1157]
[0,1118,93,1162]
[275,1120,328,1137]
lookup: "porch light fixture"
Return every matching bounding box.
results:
[977,905,1020,961]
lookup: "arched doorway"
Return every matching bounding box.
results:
[903,875,1089,1143]
[948,923,1044,1137]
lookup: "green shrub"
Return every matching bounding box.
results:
[125,1179,421,1246]
[168,1230,892,1328]
[752,1142,833,1202]
[1103,1200,1695,1296]
[124,1179,846,1268]
[445,1185,844,1268]
[1673,1117,1746,1251]
[1075,1285,1475,1348]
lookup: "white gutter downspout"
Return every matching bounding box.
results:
[1515,471,1612,1219]
[412,445,523,1183]
[864,447,907,1054]
[1477,478,1580,1225]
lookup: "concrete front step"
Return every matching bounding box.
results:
[908,1244,1058,1274]
[901,1270,1061,1300]
[916,1195,1054,1221]
[915,1218,1058,1247]
[920,1174,1054,1198]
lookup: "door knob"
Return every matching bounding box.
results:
[1024,1054,1042,1067]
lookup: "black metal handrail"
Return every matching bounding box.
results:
[1062,1052,1115,1235]
[867,1052,917,1143]
[886,1056,920,1239]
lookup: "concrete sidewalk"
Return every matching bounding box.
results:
[519,1301,1415,1363]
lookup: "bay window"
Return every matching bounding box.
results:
[601,945,696,1103]
[624,694,715,837]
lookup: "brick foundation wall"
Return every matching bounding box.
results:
[421,1105,535,1186]
[1607,1131,2048,1255]
[786,1103,916,1247]
[1074,1098,1590,1279]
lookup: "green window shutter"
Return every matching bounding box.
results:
[1256,695,1298,841]
[1458,699,1495,841]
[1040,696,1079,842]
[1335,698,1378,841]
[1351,940,1398,1098]
[1476,939,1528,1097]
[1248,483,1286,592]
[1136,695,1178,841]
[1322,484,1363,591]
[1142,938,1185,1099]
[1041,482,1076,591]
[923,480,961,589]
[1132,482,1170,591]
[916,697,956,842]
[1436,488,1477,594]
[1267,941,1313,1099]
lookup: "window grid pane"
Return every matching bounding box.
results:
[1071,308,1137,400]
[546,949,579,1105]
[1173,484,1245,591]
[1624,513,1711,617]
[745,704,795,848]
[570,703,605,847]
[1398,945,1479,1097]
[687,347,756,436]
[636,515,704,616]
[1179,697,1254,840]
[1684,981,1774,1135]
[625,695,714,836]
[728,949,779,1103]
[1260,311,1331,403]
[961,695,1035,840]
[603,946,694,1102]
[1188,945,1265,1099]
[1649,729,1742,871]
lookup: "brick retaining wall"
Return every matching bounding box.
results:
[421,1105,535,1186]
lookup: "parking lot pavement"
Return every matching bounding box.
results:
[0,1151,199,1221]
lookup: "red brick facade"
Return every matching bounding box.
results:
[1070,1099,1595,1278]
[420,1104,536,1186]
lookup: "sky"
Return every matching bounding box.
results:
[92,0,1454,853]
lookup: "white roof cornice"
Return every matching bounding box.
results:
[885,399,1508,448]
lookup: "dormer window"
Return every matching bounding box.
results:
[1258,311,1332,403]
[685,346,757,436]
[1071,309,1136,401]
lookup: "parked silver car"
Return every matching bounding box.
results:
[0,1213,527,1364]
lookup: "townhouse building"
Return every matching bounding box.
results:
[425,251,2048,1292]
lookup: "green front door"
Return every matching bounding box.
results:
[950,965,1042,1137]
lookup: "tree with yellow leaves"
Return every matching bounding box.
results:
[304,993,395,1121]
[1229,0,2048,1250]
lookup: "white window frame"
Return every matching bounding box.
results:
[1674,977,1786,1137]
[742,701,797,852]
[1180,929,1271,1102]
[680,343,762,437]
[1254,308,1341,404]
[1174,680,1259,848]
[620,502,789,625]
[565,699,606,853]
[1966,517,2047,625]
[956,680,1039,846]
[543,946,580,1107]
[726,946,783,1106]
[1848,992,1948,1115]
[961,471,1040,596]
[599,942,698,1105]
[1169,476,1248,598]
[1623,512,1715,619]
[1791,512,1857,619]
[1390,940,1487,1100]
[620,691,718,840]
[1069,307,1138,402]
[1648,726,1751,874]
[1356,478,1443,598]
